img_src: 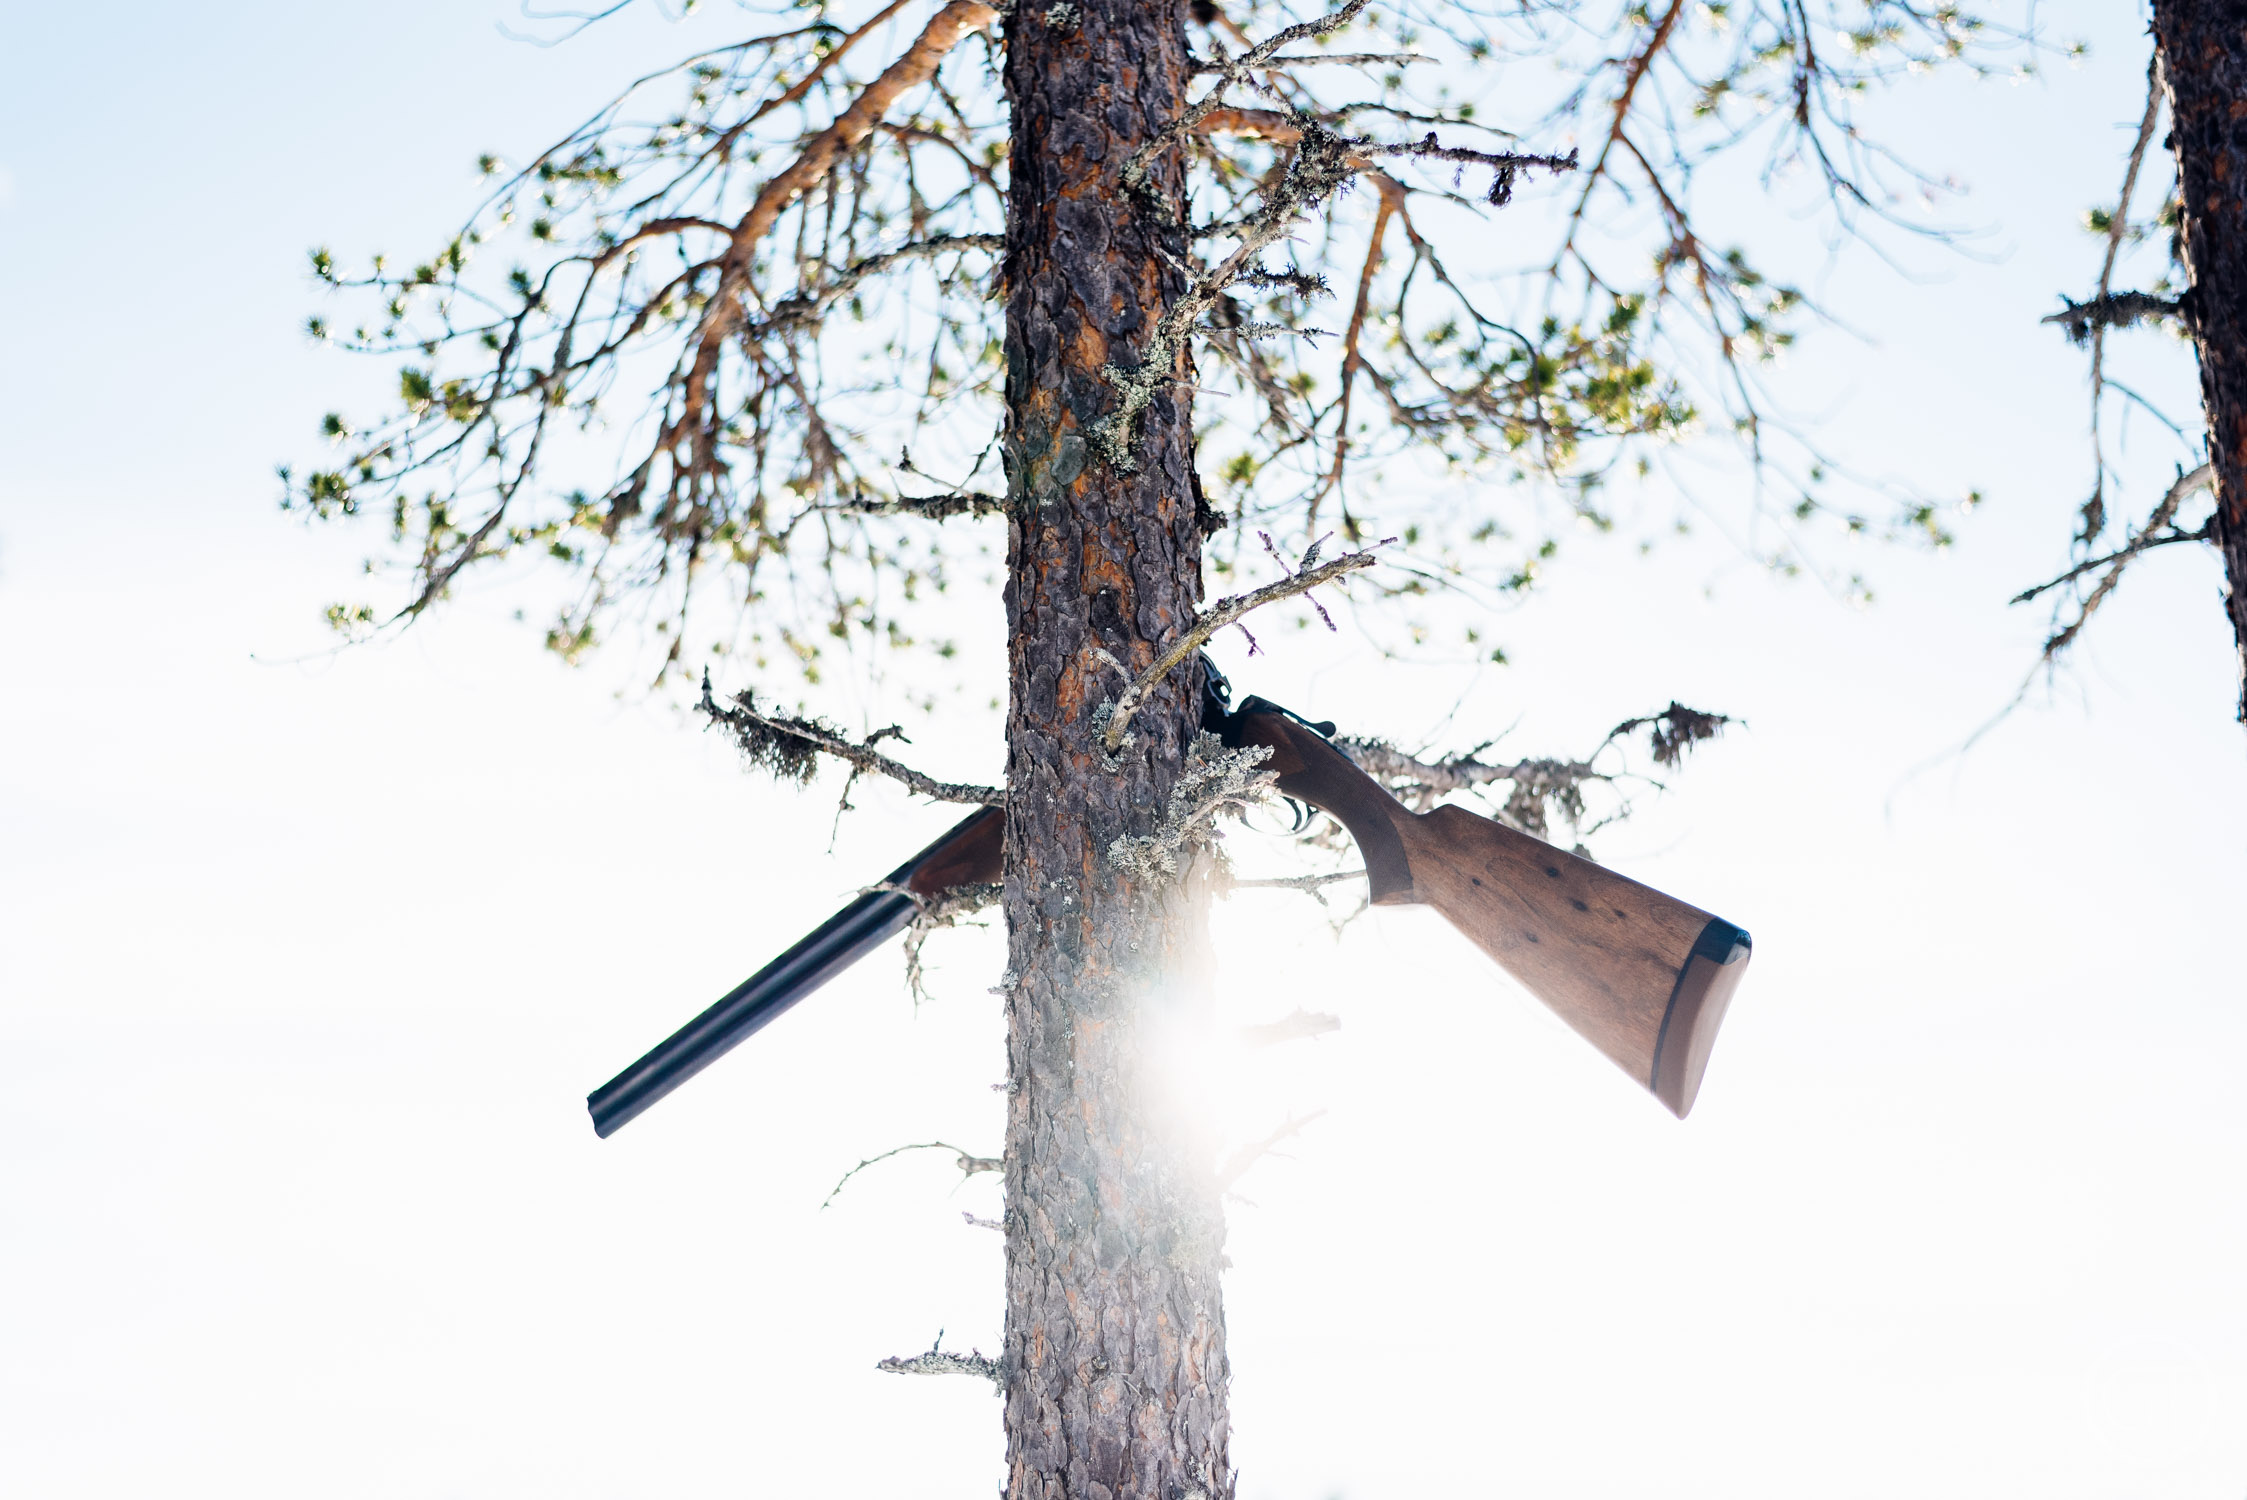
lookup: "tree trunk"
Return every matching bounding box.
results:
[2153,1,2247,719]
[997,3,1232,1500]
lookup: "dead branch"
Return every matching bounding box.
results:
[1218,1109,1327,1189]
[701,671,1003,806]
[878,1337,1004,1390]
[1341,736,1606,832]
[1604,703,1734,769]
[822,1140,1002,1209]
[1238,1008,1341,1047]
[2025,463,2215,659]
[2043,291,2181,345]
[1229,869,1364,894]
[1337,701,1727,836]
[887,881,1002,1004]
[1099,544,1382,753]
[837,489,1007,520]
[961,1211,1002,1231]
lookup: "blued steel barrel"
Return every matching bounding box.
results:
[587,806,1002,1137]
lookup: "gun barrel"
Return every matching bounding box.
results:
[587,806,1002,1137]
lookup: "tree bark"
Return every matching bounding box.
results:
[998,4,1232,1500]
[2152,1,2247,718]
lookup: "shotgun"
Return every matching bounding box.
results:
[586,668,1749,1134]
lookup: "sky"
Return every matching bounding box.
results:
[3,3,2244,1499]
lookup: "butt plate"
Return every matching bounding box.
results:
[1650,919,1752,1118]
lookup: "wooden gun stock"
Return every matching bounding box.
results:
[1223,699,1751,1117]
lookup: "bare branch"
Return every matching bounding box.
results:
[1100,545,1383,753]
[1335,737,1558,793]
[821,1140,1002,1210]
[1218,1110,1327,1189]
[882,881,1001,1004]
[837,489,1007,520]
[2024,464,2215,657]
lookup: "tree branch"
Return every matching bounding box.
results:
[702,672,1004,806]
[2043,290,2180,345]
[679,0,1000,443]
[1099,543,1383,753]
[1218,1110,1326,1189]
[1229,870,1364,894]
[877,1338,1004,1390]
[2020,463,2215,659]
[821,1140,1002,1209]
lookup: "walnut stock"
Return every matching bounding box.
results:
[1224,701,1750,1117]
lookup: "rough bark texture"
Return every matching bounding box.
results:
[998,2,1232,1499]
[2153,0,2247,718]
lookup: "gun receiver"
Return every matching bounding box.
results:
[586,806,1002,1137]
[1216,696,1750,1117]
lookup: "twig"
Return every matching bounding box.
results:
[701,671,1004,806]
[1218,1109,1327,1188]
[2025,463,2215,658]
[882,881,1001,1004]
[1099,545,1383,752]
[821,1141,1002,1209]
[2008,522,2211,606]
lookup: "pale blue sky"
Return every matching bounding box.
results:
[3,4,2243,1498]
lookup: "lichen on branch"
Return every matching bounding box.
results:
[1107,733,1277,886]
[700,671,1003,806]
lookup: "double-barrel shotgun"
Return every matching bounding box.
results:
[586,668,1750,1136]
